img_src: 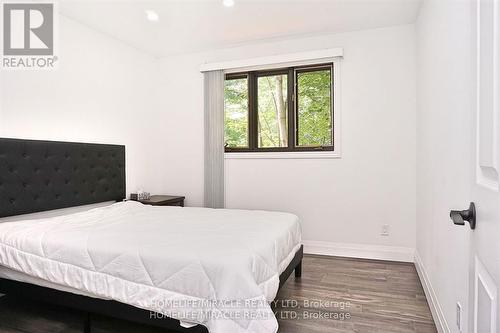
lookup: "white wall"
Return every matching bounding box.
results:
[0,15,158,196]
[0,17,417,257]
[156,25,417,255]
[0,3,485,328]
[416,0,474,331]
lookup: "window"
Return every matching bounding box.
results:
[224,75,249,148]
[257,72,288,148]
[224,63,334,153]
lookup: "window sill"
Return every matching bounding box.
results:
[224,151,341,160]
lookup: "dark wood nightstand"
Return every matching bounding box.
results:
[138,195,185,207]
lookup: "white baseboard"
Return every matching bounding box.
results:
[414,251,450,333]
[302,240,415,263]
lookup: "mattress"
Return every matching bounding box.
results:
[0,201,301,333]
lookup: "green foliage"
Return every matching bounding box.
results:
[257,75,288,148]
[224,69,332,149]
[224,78,248,147]
[297,70,332,147]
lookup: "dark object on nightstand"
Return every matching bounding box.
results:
[138,195,185,207]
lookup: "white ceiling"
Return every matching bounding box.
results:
[60,0,422,58]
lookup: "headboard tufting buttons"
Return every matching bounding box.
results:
[0,138,125,218]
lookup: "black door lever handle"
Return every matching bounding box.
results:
[450,202,476,230]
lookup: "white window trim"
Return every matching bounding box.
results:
[224,151,341,160]
[200,48,343,72]
[224,60,342,160]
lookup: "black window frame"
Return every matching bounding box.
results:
[224,63,334,153]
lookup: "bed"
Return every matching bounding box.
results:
[0,138,303,333]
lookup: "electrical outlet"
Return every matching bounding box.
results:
[381,224,389,236]
[456,302,462,331]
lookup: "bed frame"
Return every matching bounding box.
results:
[0,138,303,333]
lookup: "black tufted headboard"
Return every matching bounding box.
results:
[0,138,126,218]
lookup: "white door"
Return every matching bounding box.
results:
[468,0,500,332]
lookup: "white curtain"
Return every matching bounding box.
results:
[203,70,225,208]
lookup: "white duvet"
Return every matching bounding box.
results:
[0,201,301,333]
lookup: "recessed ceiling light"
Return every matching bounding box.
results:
[145,10,159,22]
[223,0,235,7]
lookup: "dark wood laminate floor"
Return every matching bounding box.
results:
[0,255,436,333]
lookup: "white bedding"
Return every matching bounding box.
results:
[0,265,100,297]
[0,201,301,333]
